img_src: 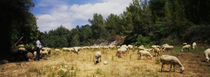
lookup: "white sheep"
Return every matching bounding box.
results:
[95,51,102,64]
[138,45,145,51]
[160,55,184,73]
[62,47,71,52]
[204,48,210,62]
[40,49,49,56]
[121,45,128,49]
[161,44,174,51]
[128,45,133,50]
[181,44,191,52]
[73,47,80,54]
[116,47,127,58]
[137,50,153,60]
[152,45,161,48]
[40,47,51,56]
[192,42,197,49]
[55,49,60,52]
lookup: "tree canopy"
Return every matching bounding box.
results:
[40,0,210,48]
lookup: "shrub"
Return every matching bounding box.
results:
[135,34,153,46]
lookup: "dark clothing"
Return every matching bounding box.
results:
[35,47,40,61]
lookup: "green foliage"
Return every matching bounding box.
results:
[35,0,210,48]
[41,26,69,48]
[0,0,41,58]
[135,34,153,46]
[57,69,69,77]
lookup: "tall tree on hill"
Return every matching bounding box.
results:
[88,13,108,42]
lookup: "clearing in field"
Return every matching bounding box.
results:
[0,48,210,77]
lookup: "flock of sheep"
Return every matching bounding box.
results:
[17,42,210,73]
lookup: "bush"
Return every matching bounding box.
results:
[135,34,153,46]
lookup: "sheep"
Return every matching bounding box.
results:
[18,47,26,51]
[17,44,26,51]
[55,49,60,52]
[62,47,71,52]
[18,44,24,48]
[116,47,127,58]
[160,55,184,73]
[42,47,51,54]
[192,42,197,49]
[120,45,128,50]
[161,44,174,51]
[72,47,80,54]
[40,47,51,56]
[151,46,160,57]
[95,51,102,64]
[40,49,49,56]
[137,49,153,60]
[183,43,187,45]
[138,45,145,51]
[152,45,161,49]
[33,49,49,58]
[204,48,210,62]
[181,44,191,52]
[128,45,133,50]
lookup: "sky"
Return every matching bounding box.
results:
[31,0,133,32]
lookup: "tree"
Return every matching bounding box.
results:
[0,0,39,59]
[88,13,108,41]
[41,26,69,48]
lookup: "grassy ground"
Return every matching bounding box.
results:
[0,47,210,77]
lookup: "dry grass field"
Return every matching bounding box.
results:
[0,47,210,77]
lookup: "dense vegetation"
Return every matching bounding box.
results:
[1,0,210,57]
[1,0,39,58]
[41,0,210,48]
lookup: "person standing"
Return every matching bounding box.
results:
[35,39,42,61]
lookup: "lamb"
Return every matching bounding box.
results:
[137,49,153,60]
[181,44,191,52]
[192,42,197,49]
[204,48,210,62]
[95,51,102,64]
[116,47,127,58]
[160,55,184,73]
